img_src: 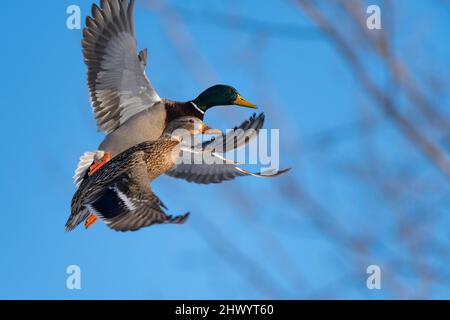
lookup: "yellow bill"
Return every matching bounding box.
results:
[234,95,257,109]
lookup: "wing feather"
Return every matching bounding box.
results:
[68,152,188,232]
[83,0,161,134]
[167,113,290,184]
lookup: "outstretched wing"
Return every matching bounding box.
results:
[166,113,291,184]
[167,162,290,184]
[83,0,161,134]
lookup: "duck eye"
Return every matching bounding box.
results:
[189,119,194,123]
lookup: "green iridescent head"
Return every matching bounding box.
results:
[192,85,257,112]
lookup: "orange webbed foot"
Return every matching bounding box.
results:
[85,213,98,229]
[88,152,111,176]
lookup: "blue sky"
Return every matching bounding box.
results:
[1,0,449,299]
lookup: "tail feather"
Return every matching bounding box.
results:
[73,151,105,188]
[65,206,90,232]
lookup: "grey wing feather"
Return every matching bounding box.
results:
[138,48,148,67]
[167,163,290,184]
[83,0,161,134]
[166,113,290,184]
[202,113,265,153]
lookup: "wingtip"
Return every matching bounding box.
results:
[260,167,291,177]
[92,3,101,12]
[257,112,265,124]
[251,112,265,119]
[279,167,292,175]
[175,212,190,224]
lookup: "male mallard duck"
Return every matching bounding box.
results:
[67,117,220,232]
[74,0,257,185]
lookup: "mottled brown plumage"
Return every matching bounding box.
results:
[66,117,212,232]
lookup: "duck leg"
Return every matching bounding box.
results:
[84,152,111,229]
[88,152,111,176]
[85,214,98,229]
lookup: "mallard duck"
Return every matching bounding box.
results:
[74,0,257,185]
[66,117,220,232]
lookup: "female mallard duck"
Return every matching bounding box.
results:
[74,0,256,185]
[67,117,222,232]
[68,115,290,232]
